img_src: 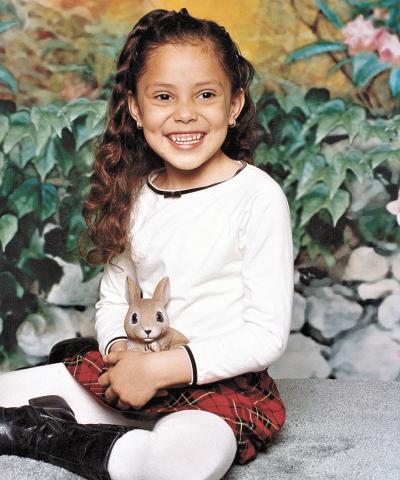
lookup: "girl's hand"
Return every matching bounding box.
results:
[98,350,168,410]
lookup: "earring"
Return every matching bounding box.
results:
[228,120,236,128]
[136,120,142,130]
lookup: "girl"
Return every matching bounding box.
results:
[0,7,293,480]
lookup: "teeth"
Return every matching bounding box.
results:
[169,133,203,144]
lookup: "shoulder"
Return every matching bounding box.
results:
[240,163,288,206]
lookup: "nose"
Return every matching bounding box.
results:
[173,98,197,123]
[144,329,152,335]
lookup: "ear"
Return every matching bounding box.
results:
[126,276,142,304]
[229,87,245,125]
[153,276,170,306]
[127,90,142,125]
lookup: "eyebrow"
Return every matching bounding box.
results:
[145,81,223,91]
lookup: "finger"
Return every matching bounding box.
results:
[103,350,123,365]
[117,399,131,410]
[98,371,110,386]
[105,386,119,403]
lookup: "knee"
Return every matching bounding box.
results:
[149,410,237,480]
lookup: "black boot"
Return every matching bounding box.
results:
[0,402,135,480]
[28,395,76,422]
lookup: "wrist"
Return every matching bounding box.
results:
[149,348,192,389]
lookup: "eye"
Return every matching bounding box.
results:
[156,311,164,323]
[155,93,172,101]
[199,91,215,99]
[131,313,138,324]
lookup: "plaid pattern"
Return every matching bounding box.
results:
[63,350,286,465]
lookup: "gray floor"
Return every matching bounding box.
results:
[1,378,399,479]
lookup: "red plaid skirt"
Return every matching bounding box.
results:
[63,350,286,465]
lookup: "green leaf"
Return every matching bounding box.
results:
[9,178,39,218]
[31,105,70,149]
[326,163,346,199]
[341,105,366,143]
[3,123,36,155]
[0,114,9,143]
[316,0,344,29]
[360,119,395,143]
[367,145,400,169]
[0,214,18,251]
[295,155,327,200]
[10,110,30,126]
[312,99,348,143]
[352,52,390,87]
[40,183,58,221]
[0,66,18,95]
[0,151,4,182]
[19,136,36,168]
[9,179,57,223]
[17,229,44,261]
[53,137,75,177]
[327,57,353,76]
[33,137,57,182]
[389,66,400,96]
[0,19,18,33]
[332,150,372,185]
[275,83,310,115]
[74,113,105,150]
[43,63,90,74]
[62,99,107,123]
[285,41,347,64]
[300,183,350,226]
[40,39,76,57]
[257,104,279,132]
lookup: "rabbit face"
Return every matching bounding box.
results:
[124,276,171,343]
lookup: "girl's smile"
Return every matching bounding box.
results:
[128,42,244,190]
[166,131,206,149]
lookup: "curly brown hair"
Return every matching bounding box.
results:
[82,8,258,266]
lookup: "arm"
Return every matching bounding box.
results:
[152,184,294,387]
[95,251,135,355]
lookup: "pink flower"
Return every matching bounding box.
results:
[342,15,379,55]
[386,190,400,226]
[375,30,400,65]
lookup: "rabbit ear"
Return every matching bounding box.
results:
[153,276,170,305]
[126,276,141,304]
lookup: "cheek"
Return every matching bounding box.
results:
[141,106,168,128]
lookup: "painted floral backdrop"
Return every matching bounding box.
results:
[0,0,399,379]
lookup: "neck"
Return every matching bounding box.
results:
[157,154,240,191]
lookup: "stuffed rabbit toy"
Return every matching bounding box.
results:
[124,275,189,352]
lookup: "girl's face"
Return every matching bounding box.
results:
[128,42,244,176]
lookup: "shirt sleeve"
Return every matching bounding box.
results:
[185,184,294,385]
[95,251,137,355]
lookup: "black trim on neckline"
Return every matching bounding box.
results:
[146,160,247,198]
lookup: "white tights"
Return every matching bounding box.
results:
[0,363,237,480]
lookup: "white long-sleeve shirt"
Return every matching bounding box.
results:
[95,160,294,385]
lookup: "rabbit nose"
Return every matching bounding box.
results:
[144,329,152,335]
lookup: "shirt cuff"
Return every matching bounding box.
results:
[179,345,197,386]
[105,336,128,355]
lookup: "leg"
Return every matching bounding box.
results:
[108,410,237,480]
[0,363,152,428]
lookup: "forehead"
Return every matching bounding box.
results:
[137,42,231,89]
